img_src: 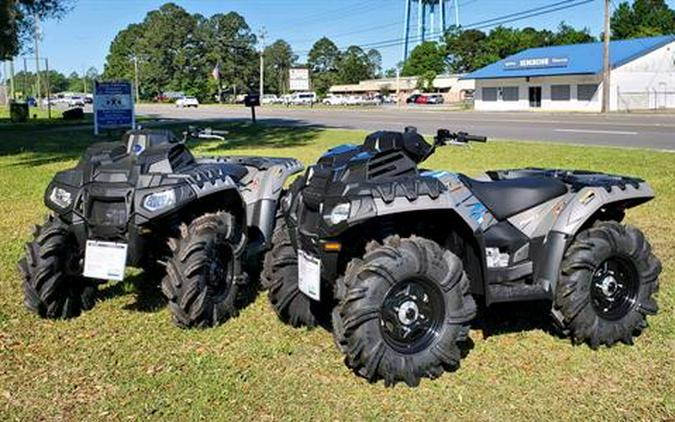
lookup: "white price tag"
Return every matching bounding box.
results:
[298,250,321,301]
[83,240,128,281]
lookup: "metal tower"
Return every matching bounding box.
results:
[402,0,459,62]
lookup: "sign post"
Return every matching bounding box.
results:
[94,80,135,135]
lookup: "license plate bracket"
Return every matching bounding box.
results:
[83,240,128,281]
[298,250,321,301]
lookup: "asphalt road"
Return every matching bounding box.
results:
[137,104,675,151]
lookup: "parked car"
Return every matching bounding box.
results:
[261,94,278,105]
[176,96,199,108]
[67,96,86,108]
[382,95,397,104]
[406,94,421,104]
[426,94,445,104]
[290,92,317,105]
[322,95,346,106]
[414,95,429,104]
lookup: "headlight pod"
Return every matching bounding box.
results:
[143,189,176,212]
[324,202,351,226]
[49,186,73,208]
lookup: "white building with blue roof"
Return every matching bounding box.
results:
[462,35,675,112]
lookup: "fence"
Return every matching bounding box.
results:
[617,89,675,112]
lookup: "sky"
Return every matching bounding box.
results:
[4,0,674,77]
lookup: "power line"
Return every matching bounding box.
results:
[295,0,593,54]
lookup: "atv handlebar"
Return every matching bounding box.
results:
[435,129,487,146]
[183,126,228,142]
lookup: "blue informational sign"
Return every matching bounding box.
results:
[503,56,569,71]
[94,81,135,134]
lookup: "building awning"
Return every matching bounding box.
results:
[462,35,675,80]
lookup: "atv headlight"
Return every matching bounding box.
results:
[325,202,351,225]
[49,186,73,208]
[143,189,176,212]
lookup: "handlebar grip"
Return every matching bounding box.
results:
[466,134,487,142]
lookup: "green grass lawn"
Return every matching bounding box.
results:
[0,121,673,421]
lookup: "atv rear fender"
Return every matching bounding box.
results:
[214,156,304,248]
[535,181,655,293]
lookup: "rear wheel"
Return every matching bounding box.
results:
[19,215,97,319]
[555,222,661,348]
[332,236,476,387]
[161,212,248,328]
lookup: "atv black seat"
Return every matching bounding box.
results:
[459,175,568,220]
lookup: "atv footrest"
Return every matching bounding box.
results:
[487,282,551,304]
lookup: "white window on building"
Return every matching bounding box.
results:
[551,85,571,101]
[502,86,519,102]
[577,84,599,101]
[482,87,498,101]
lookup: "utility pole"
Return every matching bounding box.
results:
[259,27,266,97]
[9,59,15,100]
[396,65,401,108]
[454,0,460,27]
[133,56,140,103]
[34,13,41,103]
[45,58,51,119]
[602,0,611,113]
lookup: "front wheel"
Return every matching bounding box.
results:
[261,211,318,328]
[555,222,661,348]
[19,215,97,319]
[161,212,248,328]
[333,236,476,387]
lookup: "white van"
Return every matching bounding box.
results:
[290,92,317,105]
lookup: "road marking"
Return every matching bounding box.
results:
[554,129,638,135]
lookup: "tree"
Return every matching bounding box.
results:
[103,4,259,101]
[367,49,382,77]
[199,11,258,98]
[442,23,598,74]
[7,69,68,96]
[264,39,297,95]
[336,46,373,84]
[384,68,397,78]
[402,41,447,76]
[551,22,594,45]
[611,0,675,39]
[308,37,341,74]
[66,71,81,92]
[1,0,73,60]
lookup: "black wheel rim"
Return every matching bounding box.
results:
[206,246,234,302]
[590,256,639,321]
[379,278,445,354]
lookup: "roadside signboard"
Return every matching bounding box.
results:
[94,80,135,135]
[289,68,310,91]
[503,56,569,71]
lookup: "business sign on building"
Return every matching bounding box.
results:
[289,68,310,91]
[503,56,569,71]
[94,80,135,135]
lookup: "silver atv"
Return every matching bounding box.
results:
[263,127,662,387]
